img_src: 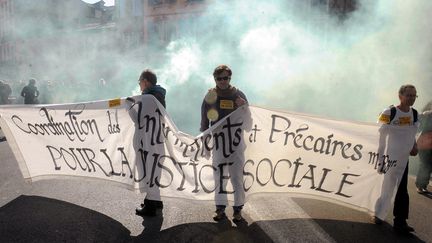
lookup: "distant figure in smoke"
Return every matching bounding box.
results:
[0,80,12,105]
[0,80,12,142]
[20,78,40,104]
[374,84,418,234]
[200,64,248,223]
[135,69,166,217]
[415,101,432,194]
[99,78,106,87]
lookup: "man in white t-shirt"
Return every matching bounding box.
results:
[374,84,418,234]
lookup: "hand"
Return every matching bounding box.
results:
[410,143,418,156]
[235,97,247,107]
[203,148,211,160]
[377,163,384,174]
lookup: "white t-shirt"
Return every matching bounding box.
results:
[378,106,418,127]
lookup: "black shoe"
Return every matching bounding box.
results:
[371,216,383,225]
[416,187,429,194]
[136,206,157,217]
[393,223,415,234]
[232,211,244,223]
[213,209,227,221]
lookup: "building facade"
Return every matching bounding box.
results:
[143,0,208,46]
[0,0,115,80]
[0,0,16,79]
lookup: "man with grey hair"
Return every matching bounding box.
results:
[374,84,418,234]
[135,69,166,217]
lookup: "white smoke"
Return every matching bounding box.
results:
[5,0,431,135]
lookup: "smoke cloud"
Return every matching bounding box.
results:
[6,0,432,135]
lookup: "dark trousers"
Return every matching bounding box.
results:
[144,198,163,209]
[416,150,432,188]
[393,163,409,224]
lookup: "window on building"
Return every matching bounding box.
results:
[149,0,163,6]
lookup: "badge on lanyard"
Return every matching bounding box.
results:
[220,100,234,109]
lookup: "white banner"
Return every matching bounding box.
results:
[0,95,417,219]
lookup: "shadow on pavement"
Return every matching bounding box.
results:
[0,195,131,243]
[314,218,425,243]
[133,216,272,243]
[1,195,425,242]
[0,195,271,243]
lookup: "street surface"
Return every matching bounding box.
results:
[0,136,431,242]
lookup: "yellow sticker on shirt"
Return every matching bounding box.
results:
[399,116,411,125]
[379,114,390,124]
[220,100,234,109]
[109,98,121,107]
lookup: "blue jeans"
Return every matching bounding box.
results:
[415,149,432,188]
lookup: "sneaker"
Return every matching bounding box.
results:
[393,222,415,234]
[213,209,227,221]
[135,206,157,217]
[371,216,383,225]
[416,187,429,194]
[233,211,243,223]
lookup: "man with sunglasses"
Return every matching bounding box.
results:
[374,84,419,234]
[200,64,248,223]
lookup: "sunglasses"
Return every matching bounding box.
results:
[216,76,230,81]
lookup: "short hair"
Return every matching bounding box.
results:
[29,78,36,85]
[213,65,232,78]
[139,69,157,85]
[398,84,416,95]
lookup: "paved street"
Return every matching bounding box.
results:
[0,138,431,242]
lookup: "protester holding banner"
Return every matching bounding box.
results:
[135,69,167,217]
[375,84,419,234]
[200,64,248,222]
[20,78,40,104]
[415,101,432,194]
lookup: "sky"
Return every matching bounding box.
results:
[82,0,115,6]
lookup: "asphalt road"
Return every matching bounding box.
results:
[0,138,431,243]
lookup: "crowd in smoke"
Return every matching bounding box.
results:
[0,78,118,105]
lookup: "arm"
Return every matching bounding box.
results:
[377,127,388,174]
[235,90,248,107]
[376,108,391,173]
[200,100,209,132]
[152,92,166,108]
[410,142,418,156]
[21,87,26,97]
